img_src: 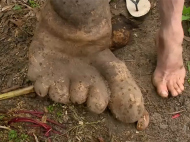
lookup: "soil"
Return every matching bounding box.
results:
[1,0,190,142]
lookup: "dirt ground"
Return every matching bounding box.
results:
[1,0,190,142]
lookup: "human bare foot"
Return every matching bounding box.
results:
[153,0,185,97]
[153,28,186,97]
[28,0,147,124]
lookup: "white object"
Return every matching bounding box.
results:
[126,0,151,17]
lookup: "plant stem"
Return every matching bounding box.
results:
[0,126,11,131]
[0,86,34,100]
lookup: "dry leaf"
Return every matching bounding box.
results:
[172,113,180,119]
[2,5,13,12]
[9,19,22,27]
[184,36,190,42]
[151,1,157,9]
[79,121,83,125]
[24,11,35,18]
[14,29,19,37]
[44,107,48,113]
[98,137,105,142]
[41,115,47,123]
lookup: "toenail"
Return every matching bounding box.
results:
[173,93,178,96]
[161,91,168,97]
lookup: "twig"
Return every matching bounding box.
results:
[166,110,185,115]
[18,2,33,10]
[16,110,44,115]
[48,120,102,139]
[0,126,11,131]
[126,60,135,62]
[184,36,190,42]
[0,86,34,100]
[1,85,21,93]
[33,133,39,142]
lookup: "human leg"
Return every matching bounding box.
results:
[153,0,185,97]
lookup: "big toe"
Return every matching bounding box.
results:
[152,75,169,98]
[153,81,169,98]
[153,73,185,97]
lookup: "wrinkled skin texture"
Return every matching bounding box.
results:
[28,0,145,123]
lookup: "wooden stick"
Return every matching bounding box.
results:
[33,133,39,142]
[166,110,185,115]
[1,85,21,93]
[0,126,11,131]
[0,86,34,101]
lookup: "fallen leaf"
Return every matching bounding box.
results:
[187,61,190,72]
[14,29,19,37]
[172,113,180,119]
[2,5,13,12]
[184,36,190,42]
[151,1,156,9]
[1,85,20,93]
[98,137,105,142]
[41,115,47,123]
[44,107,48,113]
[79,121,83,125]
[9,19,22,27]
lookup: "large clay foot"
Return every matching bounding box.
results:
[28,0,148,126]
[29,51,109,114]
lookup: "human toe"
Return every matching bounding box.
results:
[177,78,185,93]
[153,79,168,98]
[167,81,179,97]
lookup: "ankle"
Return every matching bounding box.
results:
[158,25,183,47]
